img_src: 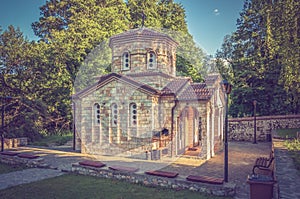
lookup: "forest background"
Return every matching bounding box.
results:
[0,0,299,140]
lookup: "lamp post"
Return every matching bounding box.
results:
[71,101,76,151]
[222,80,232,183]
[1,96,12,152]
[253,100,257,144]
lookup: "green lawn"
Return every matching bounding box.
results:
[276,128,300,172]
[0,163,27,174]
[0,174,231,199]
[276,128,300,139]
[30,133,73,147]
[284,139,300,172]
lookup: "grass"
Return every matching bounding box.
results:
[0,163,27,174]
[276,128,300,139]
[276,128,300,172]
[30,133,73,147]
[0,174,231,199]
[284,139,300,172]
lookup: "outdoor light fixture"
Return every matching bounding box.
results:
[222,79,232,95]
[71,101,76,151]
[253,100,257,144]
[221,79,232,183]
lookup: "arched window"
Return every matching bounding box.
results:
[147,52,157,69]
[94,103,100,125]
[111,103,118,127]
[122,52,130,70]
[129,103,137,126]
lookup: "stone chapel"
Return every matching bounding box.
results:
[73,27,226,160]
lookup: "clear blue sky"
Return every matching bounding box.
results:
[0,0,245,55]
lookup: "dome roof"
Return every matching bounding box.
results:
[109,27,178,48]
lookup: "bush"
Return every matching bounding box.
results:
[30,133,73,147]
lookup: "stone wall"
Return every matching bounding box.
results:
[72,163,236,197]
[0,154,46,168]
[228,115,300,141]
[0,137,28,149]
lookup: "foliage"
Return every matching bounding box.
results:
[216,0,300,117]
[0,26,72,139]
[284,139,300,171]
[0,174,231,199]
[30,133,73,147]
[0,0,207,139]
[276,128,300,139]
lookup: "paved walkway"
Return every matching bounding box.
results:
[273,138,300,199]
[0,141,284,199]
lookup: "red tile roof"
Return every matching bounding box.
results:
[74,73,160,98]
[178,83,212,101]
[109,27,178,48]
[74,72,214,101]
[127,72,174,79]
[205,73,220,86]
[161,78,189,95]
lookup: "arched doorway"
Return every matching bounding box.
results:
[177,106,199,155]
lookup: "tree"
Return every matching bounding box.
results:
[216,0,299,117]
[0,26,71,139]
[1,0,207,139]
[32,0,130,82]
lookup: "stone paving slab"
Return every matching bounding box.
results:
[0,168,64,190]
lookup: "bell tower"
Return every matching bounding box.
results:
[109,28,178,76]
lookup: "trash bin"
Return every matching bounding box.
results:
[247,174,276,199]
[266,134,272,142]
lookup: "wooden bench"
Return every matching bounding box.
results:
[0,151,19,156]
[78,160,106,168]
[145,170,178,178]
[252,151,274,175]
[17,153,40,159]
[108,165,139,173]
[186,175,224,184]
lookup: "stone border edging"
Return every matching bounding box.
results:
[71,163,236,197]
[0,154,49,169]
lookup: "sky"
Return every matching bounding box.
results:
[0,0,245,55]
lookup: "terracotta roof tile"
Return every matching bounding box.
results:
[126,72,174,79]
[161,79,189,95]
[178,83,212,101]
[205,73,220,86]
[74,73,160,98]
[109,27,178,47]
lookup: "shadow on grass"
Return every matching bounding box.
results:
[0,163,27,175]
[0,174,231,199]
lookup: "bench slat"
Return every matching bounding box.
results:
[252,151,274,174]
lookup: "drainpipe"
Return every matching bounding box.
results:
[171,98,178,157]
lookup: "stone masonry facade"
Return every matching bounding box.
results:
[73,28,226,160]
